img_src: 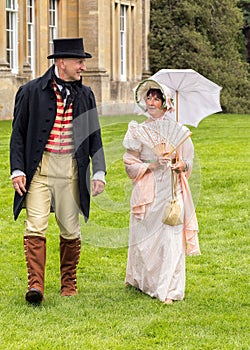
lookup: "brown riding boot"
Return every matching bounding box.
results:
[24,236,46,304]
[60,236,81,296]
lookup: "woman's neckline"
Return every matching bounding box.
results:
[145,114,166,123]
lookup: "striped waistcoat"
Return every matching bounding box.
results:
[45,83,74,154]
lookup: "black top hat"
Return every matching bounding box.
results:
[47,38,92,59]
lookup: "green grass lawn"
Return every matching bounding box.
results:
[0,114,249,349]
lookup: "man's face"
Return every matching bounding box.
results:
[57,58,87,81]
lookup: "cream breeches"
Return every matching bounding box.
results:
[25,152,81,240]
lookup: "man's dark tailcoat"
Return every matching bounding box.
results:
[10,66,106,221]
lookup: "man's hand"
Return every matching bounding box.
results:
[92,180,105,196]
[12,176,27,196]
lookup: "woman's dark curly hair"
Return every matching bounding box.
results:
[146,88,165,105]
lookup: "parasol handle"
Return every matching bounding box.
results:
[175,90,179,160]
[176,90,179,122]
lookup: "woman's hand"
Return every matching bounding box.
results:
[147,155,171,171]
[158,155,171,166]
[171,160,187,173]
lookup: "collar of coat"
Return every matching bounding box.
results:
[41,65,83,91]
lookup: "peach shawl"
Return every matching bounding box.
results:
[123,151,155,220]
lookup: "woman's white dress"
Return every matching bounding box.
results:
[123,120,199,302]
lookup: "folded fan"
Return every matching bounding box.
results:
[131,119,192,157]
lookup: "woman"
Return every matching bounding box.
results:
[123,79,200,304]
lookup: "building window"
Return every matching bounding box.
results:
[120,4,127,81]
[49,0,58,57]
[6,0,18,74]
[27,0,35,76]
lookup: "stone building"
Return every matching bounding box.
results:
[0,0,150,119]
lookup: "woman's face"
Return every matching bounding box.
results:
[145,93,165,118]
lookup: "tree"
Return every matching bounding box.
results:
[149,0,250,113]
[238,0,250,62]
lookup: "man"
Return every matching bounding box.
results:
[10,38,106,304]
